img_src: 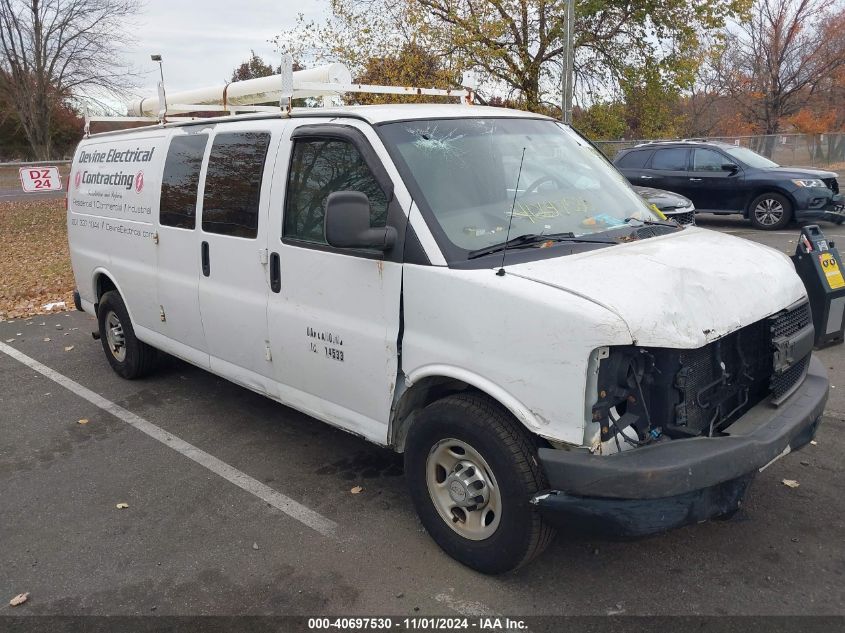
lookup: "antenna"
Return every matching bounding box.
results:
[497,148,527,276]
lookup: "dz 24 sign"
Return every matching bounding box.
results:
[19,166,63,192]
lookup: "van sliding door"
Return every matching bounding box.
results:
[156,130,211,367]
[197,121,283,393]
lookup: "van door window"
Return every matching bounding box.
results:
[202,131,271,239]
[284,138,388,244]
[160,135,208,229]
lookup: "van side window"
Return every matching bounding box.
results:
[284,138,388,244]
[160,135,208,229]
[202,131,271,239]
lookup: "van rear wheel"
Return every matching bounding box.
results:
[405,393,555,574]
[97,291,158,379]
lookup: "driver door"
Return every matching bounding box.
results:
[265,121,406,444]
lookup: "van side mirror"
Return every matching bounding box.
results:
[722,162,739,172]
[324,191,396,251]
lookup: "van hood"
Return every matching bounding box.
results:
[505,227,806,349]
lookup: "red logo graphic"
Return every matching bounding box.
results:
[135,170,144,193]
[74,171,82,189]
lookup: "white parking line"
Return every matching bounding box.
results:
[0,341,338,539]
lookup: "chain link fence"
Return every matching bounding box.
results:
[595,133,845,175]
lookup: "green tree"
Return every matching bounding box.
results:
[350,43,459,104]
[572,101,627,140]
[620,61,685,139]
[229,50,278,82]
[276,0,750,113]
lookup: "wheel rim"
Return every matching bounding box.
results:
[754,198,784,226]
[105,310,126,362]
[425,438,502,541]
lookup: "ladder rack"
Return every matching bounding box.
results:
[84,55,478,136]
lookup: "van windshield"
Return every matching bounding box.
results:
[379,118,657,258]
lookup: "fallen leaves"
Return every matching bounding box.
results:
[9,592,29,607]
[78,418,89,425]
[64,345,74,352]
[42,337,50,342]
[115,502,129,509]
[350,486,363,494]
[0,199,75,320]
[782,479,800,488]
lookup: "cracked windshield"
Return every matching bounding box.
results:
[381,118,659,254]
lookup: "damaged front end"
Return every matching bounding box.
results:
[591,300,814,450]
[533,300,827,537]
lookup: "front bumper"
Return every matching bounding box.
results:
[533,356,828,536]
[794,191,844,222]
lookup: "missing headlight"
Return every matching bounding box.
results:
[592,346,663,451]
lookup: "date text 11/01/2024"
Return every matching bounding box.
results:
[307,617,528,630]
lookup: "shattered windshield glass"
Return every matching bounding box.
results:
[380,118,658,255]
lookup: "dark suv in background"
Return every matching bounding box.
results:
[613,140,844,230]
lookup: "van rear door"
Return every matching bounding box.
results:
[197,120,283,393]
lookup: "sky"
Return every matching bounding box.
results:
[122,0,328,109]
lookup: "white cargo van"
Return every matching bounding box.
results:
[68,102,828,573]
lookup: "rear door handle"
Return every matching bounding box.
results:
[640,175,653,180]
[201,241,210,277]
[689,178,703,182]
[270,252,281,293]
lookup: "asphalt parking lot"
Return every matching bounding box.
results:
[1,216,844,619]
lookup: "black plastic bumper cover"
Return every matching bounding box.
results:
[533,356,828,535]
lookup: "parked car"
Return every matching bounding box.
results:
[631,185,696,225]
[614,140,844,230]
[68,105,828,574]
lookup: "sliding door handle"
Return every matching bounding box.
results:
[270,252,281,293]
[201,241,210,277]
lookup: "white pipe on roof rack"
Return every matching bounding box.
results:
[127,63,352,117]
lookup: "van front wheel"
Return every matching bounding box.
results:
[405,393,555,574]
[97,291,158,379]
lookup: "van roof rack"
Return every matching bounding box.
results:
[84,55,478,136]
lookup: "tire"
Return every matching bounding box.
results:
[405,393,555,574]
[834,216,844,226]
[749,192,792,230]
[97,290,158,379]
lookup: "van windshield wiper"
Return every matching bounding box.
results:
[467,232,617,259]
[623,217,680,228]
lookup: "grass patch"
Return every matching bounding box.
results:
[0,198,74,319]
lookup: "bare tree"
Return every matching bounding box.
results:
[0,0,138,159]
[717,0,845,153]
